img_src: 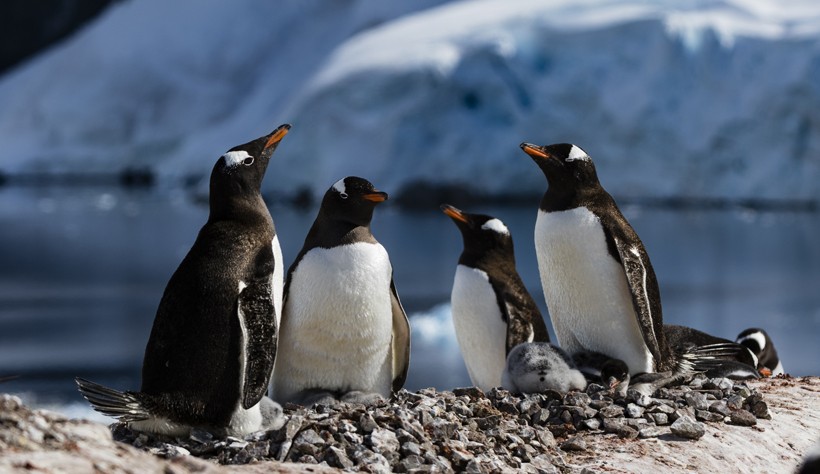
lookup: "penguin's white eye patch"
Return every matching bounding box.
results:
[222,150,253,167]
[566,145,590,162]
[332,178,347,195]
[243,157,254,166]
[481,218,509,235]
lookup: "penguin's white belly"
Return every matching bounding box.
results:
[272,234,284,325]
[451,265,508,391]
[535,208,653,374]
[273,242,394,402]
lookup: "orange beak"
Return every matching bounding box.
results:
[263,124,291,150]
[759,367,772,377]
[363,191,388,203]
[441,204,468,224]
[520,142,550,160]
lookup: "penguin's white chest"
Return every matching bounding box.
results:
[273,242,394,401]
[451,265,508,391]
[272,234,284,325]
[534,207,653,374]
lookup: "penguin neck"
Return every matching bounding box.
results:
[208,193,271,226]
[305,215,377,249]
[540,182,602,212]
[459,245,514,272]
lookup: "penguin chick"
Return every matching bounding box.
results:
[442,204,550,391]
[77,124,291,437]
[502,342,587,394]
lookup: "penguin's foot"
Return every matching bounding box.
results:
[290,389,340,407]
[629,371,689,397]
[339,391,385,406]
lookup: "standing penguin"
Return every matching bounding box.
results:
[520,142,753,376]
[272,177,410,406]
[441,204,550,391]
[76,124,291,437]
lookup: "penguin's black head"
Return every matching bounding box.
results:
[320,176,387,227]
[600,359,630,390]
[440,204,513,257]
[520,142,600,192]
[210,123,291,197]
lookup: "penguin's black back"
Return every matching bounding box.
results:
[140,125,283,425]
[551,180,673,371]
[444,205,550,352]
[141,215,274,425]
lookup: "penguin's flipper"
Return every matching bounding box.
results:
[493,279,549,355]
[75,377,151,422]
[389,278,410,393]
[238,265,277,410]
[611,236,665,367]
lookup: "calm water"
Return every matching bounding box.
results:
[1,186,818,416]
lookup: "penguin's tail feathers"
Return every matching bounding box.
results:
[677,343,760,379]
[75,377,151,422]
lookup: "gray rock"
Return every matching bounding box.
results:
[685,392,709,411]
[369,428,400,455]
[670,416,706,440]
[359,413,378,433]
[598,405,625,418]
[696,410,725,422]
[649,413,669,425]
[726,394,745,410]
[625,403,645,418]
[730,409,757,426]
[326,445,354,469]
[561,436,587,451]
[579,418,601,430]
[564,392,591,406]
[638,426,666,438]
[709,400,732,417]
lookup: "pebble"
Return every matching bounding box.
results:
[90,369,774,470]
[730,409,757,426]
[670,416,706,440]
[560,436,587,451]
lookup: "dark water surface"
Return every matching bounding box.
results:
[1,187,818,414]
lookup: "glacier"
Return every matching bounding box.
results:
[0,0,819,201]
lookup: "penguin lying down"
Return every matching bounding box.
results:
[503,324,761,397]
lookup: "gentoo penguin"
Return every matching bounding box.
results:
[441,204,550,391]
[571,351,631,396]
[664,324,759,379]
[272,177,410,406]
[76,124,291,437]
[502,342,586,394]
[520,142,755,377]
[736,328,784,376]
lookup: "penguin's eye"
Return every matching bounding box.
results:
[243,157,254,166]
[339,192,348,200]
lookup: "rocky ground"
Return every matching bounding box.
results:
[1,376,818,473]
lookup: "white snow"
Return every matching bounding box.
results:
[1,0,819,201]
